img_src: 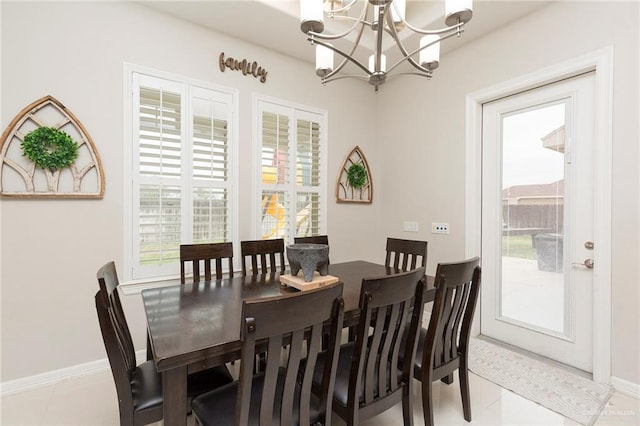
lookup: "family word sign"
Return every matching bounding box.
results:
[219,52,268,83]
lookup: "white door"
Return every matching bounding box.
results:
[480,72,596,372]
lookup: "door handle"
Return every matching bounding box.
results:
[572,258,594,269]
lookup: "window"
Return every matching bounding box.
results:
[255,97,327,242]
[125,66,237,280]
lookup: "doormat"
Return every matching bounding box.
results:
[468,337,614,425]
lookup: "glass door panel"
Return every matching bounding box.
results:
[500,102,568,336]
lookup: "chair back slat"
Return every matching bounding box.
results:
[294,235,329,245]
[350,267,425,414]
[235,282,344,425]
[378,305,397,395]
[180,242,234,283]
[388,301,409,392]
[241,239,286,276]
[109,292,137,374]
[97,262,137,375]
[236,318,256,426]
[445,285,466,361]
[260,337,281,425]
[365,306,387,403]
[385,238,428,273]
[298,322,322,425]
[281,329,305,425]
[95,292,135,413]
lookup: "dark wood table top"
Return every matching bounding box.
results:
[142,260,435,373]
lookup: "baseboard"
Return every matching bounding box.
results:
[611,376,640,399]
[0,350,146,397]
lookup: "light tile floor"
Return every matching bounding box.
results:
[1,368,638,425]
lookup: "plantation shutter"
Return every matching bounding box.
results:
[191,87,232,243]
[257,99,326,242]
[260,110,291,239]
[136,78,184,269]
[130,72,236,280]
[295,115,322,237]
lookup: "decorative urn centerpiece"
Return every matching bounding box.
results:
[286,243,329,282]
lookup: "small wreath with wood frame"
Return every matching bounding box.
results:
[346,162,367,188]
[21,127,79,171]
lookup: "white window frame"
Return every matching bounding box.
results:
[253,95,328,243]
[123,63,238,283]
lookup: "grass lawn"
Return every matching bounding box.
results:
[502,235,537,260]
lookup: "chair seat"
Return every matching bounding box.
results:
[312,342,356,408]
[191,369,322,426]
[131,361,234,415]
[131,362,163,414]
[312,342,403,409]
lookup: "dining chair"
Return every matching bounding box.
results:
[95,261,234,425]
[240,238,286,276]
[345,237,427,342]
[190,282,345,426]
[405,257,481,426]
[312,267,426,426]
[180,242,234,283]
[385,237,428,272]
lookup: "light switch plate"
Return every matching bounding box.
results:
[403,221,419,232]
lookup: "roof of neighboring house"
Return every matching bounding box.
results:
[503,180,564,199]
[541,125,565,153]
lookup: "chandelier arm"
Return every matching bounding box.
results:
[311,16,369,81]
[310,38,372,77]
[322,74,370,84]
[386,28,464,74]
[307,0,369,41]
[385,72,433,80]
[383,12,426,74]
[324,0,359,15]
[401,17,465,36]
[330,16,370,78]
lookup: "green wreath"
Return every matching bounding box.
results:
[347,163,367,188]
[21,127,79,171]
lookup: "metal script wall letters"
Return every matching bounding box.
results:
[219,52,268,83]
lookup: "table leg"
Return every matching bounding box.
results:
[163,366,187,426]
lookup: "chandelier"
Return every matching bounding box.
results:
[299,0,473,92]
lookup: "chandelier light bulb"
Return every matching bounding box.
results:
[445,0,473,26]
[315,44,334,77]
[391,0,406,27]
[419,35,440,70]
[300,0,325,34]
[368,54,387,73]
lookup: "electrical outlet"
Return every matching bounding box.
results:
[403,221,419,232]
[431,222,449,234]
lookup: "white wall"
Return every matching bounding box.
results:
[0,1,379,382]
[377,1,639,386]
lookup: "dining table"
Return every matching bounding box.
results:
[141,260,436,425]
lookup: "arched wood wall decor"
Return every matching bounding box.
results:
[0,96,105,198]
[336,145,373,203]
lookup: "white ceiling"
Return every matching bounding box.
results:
[141,1,551,66]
